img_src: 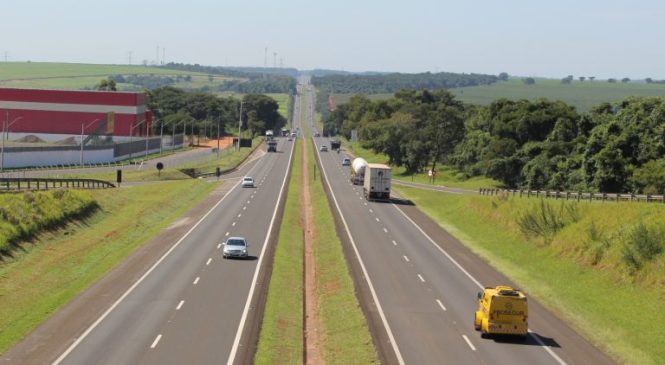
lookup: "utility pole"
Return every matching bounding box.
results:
[237,101,244,151]
[162,47,165,64]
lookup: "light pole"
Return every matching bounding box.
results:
[217,118,221,158]
[171,120,185,150]
[237,100,244,151]
[80,119,101,166]
[1,113,23,172]
[129,119,146,161]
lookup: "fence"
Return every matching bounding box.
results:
[478,188,665,203]
[0,177,115,191]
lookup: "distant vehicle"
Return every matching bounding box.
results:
[223,237,249,259]
[267,140,278,152]
[474,286,528,339]
[319,145,328,152]
[314,132,320,137]
[241,176,255,188]
[342,158,351,166]
[266,130,274,138]
[291,132,297,138]
[350,158,368,185]
[363,164,391,201]
[330,140,341,150]
[281,128,289,137]
[287,137,293,141]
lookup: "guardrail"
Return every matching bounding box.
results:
[0,178,115,191]
[478,188,665,203]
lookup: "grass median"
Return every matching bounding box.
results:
[254,140,303,364]
[0,180,215,354]
[395,186,665,365]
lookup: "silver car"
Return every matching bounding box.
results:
[241,176,255,188]
[223,237,249,259]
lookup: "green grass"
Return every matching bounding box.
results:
[395,187,665,365]
[344,141,501,189]
[308,138,379,364]
[254,140,303,364]
[0,180,216,354]
[266,93,290,120]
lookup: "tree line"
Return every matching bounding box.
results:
[147,86,286,139]
[325,90,665,194]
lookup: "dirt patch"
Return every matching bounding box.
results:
[302,140,325,365]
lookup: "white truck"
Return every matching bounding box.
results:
[265,130,274,140]
[350,158,368,185]
[363,163,391,201]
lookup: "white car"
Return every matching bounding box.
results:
[223,237,249,259]
[320,145,328,152]
[241,176,255,188]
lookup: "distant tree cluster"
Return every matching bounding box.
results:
[324,90,665,194]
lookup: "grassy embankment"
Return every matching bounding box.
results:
[0,62,235,90]
[344,141,501,189]
[395,187,665,365]
[0,180,215,353]
[331,78,665,112]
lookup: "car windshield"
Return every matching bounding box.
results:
[243,177,253,181]
[227,239,246,247]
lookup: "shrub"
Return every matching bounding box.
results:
[621,222,664,272]
[517,200,580,244]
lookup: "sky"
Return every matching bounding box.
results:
[1,0,664,79]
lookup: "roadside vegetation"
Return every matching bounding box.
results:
[0,180,215,354]
[255,140,303,364]
[395,186,665,365]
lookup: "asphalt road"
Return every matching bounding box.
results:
[1,124,298,363]
[305,87,614,364]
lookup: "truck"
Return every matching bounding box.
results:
[474,286,528,339]
[350,158,368,185]
[265,130,274,140]
[363,163,391,201]
[330,140,341,151]
[267,140,277,152]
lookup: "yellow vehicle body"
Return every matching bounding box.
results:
[474,286,528,339]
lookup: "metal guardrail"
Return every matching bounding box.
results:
[479,188,665,203]
[0,178,115,191]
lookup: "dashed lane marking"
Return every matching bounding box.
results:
[462,335,476,351]
[176,300,184,310]
[436,299,447,311]
[193,277,200,285]
[403,255,410,262]
[418,274,425,282]
[150,334,162,349]
[206,258,212,266]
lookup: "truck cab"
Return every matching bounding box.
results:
[474,286,528,339]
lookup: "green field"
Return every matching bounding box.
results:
[0,62,237,91]
[330,79,665,112]
[395,187,665,365]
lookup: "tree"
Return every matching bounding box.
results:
[498,72,509,81]
[608,78,617,83]
[645,78,653,84]
[522,77,535,85]
[589,76,595,81]
[561,75,573,84]
[579,76,586,82]
[621,77,630,83]
[96,77,117,91]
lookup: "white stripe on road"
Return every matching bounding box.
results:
[176,300,184,310]
[375,217,380,222]
[193,277,200,285]
[217,243,222,249]
[436,299,447,311]
[392,240,397,246]
[383,227,388,233]
[150,334,162,349]
[403,255,410,262]
[232,222,236,226]
[206,258,212,266]
[462,335,476,351]
[418,274,425,282]
[225,232,230,236]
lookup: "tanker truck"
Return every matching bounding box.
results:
[350,158,368,185]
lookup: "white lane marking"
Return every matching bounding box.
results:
[359,197,363,200]
[364,202,368,206]
[375,217,380,222]
[436,299,447,311]
[193,277,200,285]
[247,200,250,204]
[217,243,222,249]
[392,205,568,364]
[369,209,374,213]
[243,206,247,210]
[52,164,254,365]
[225,232,230,236]
[206,258,212,266]
[418,274,425,282]
[237,213,242,218]
[383,227,388,233]
[462,335,476,351]
[314,128,406,365]
[150,334,162,349]
[392,240,397,246]
[176,300,185,310]
[232,222,236,226]
[403,255,410,262]
[227,128,296,365]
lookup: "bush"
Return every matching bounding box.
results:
[517,200,580,244]
[621,222,664,271]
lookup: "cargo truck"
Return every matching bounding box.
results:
[363,163,391,201]
[267,140,277,152]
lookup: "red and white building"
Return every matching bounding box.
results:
[0,88,152,139]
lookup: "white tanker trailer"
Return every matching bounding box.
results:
[350,157,368,185]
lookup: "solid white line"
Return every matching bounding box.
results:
[462,335,476,351]
[193,277,200,285]
[176,300,184,310]
[383,227,388,233]
[392,240,397,246]
[418,274,425,282]
[314,133,406,364]
[436,299,447,311]
[52,168,249,365]
[150,334,162,349]
[392,204,568,365]
[206,258,212,266]
[226,127,296,365]
[403,255,410,262]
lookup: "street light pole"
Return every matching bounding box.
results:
[80,119,100,166]
[129,119,146,161]
[237,100,244,151]
[1,113,24,172]
[217,118,221,159]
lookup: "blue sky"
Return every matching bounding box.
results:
[1,0,664,78]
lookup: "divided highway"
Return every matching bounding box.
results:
[304,86,614,364]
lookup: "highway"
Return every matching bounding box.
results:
[1,94,301,365]
[304,85,614,364]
